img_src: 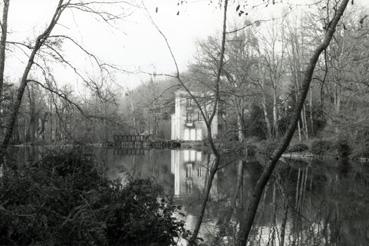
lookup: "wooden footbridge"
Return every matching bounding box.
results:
[112,135,180,149]
[113,148,145,156]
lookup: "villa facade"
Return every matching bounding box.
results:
[171,90,218,141]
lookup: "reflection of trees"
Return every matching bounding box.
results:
[282,160,369,245]
[214,158,369,246]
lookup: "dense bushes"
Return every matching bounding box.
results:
[246,145,258,157]
[258,140,279,158]
[310,139,334,155]
[335,138,351,158]
[287,143,309,153]
[0,150,186,245]
[245,104,268,140]
[310,138,352,157]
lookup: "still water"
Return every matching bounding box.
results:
[7,147,369,245]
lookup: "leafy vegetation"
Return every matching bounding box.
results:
[0,150,186,246]
[335,138,352,158]
[287,143,309,153]
[310,139,334,156]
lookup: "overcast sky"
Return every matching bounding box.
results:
[3,0,369,93]
[5,0,224,92]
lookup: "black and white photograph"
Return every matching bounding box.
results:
[0,0,368,245]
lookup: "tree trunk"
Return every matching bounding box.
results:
[190,155,220,243]
[262,93,273,139]
[0,0,9,103]
[215,112,246,241]
[38,112,48,140]
[279,205,289,246]
[26,85,37,143]
[188,0,228,243]
[297,120,302,142]
[334,83,341,133]
[0,0,10,140]
[302,104,309,139]
[272,85,279,138]
[1,0,65,156]
[236,1,349,244]
[309,87,314,136]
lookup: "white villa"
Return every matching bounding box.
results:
[171,90,218,141]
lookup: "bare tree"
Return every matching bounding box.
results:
[258,19,286,138]
[0,0,129,158]
[237,0,350,245]
[145,0,229,243]
[1,0,67,154]
[188,0,228,241]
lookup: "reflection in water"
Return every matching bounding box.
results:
[5,147,369,245]
[171,149,217,198]
[246,158,369,246]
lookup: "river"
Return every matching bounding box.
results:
[6,146,369,245]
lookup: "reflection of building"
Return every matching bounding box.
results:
[171,150,217,197]
[171,90,218,141]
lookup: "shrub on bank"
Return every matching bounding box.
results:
[310,139,334,155]
[334,138,351,158]
[257,140,279,158]
[0,150,186,245]
[351,148,369,159]
[287,143,309,153]
[310,138,353,157]
[246,145,258,157]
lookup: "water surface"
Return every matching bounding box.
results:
[7,147,369,245]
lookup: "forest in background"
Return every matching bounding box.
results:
[6,0,367,154]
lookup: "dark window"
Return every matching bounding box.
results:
[186,98,192,107]
[186,111,194,123]
[186,163,193,178]
[197,167,202,177]
[186,179,193,193]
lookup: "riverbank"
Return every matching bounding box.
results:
[9,137,369,164]
[282,151,369,163]
[281,137,369,163]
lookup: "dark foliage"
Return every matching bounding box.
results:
[287,143,309,153]
[246,145,257,157]
[245,104,267,140]
[0,149,186,246]
[258,140,279,158]
[335,138,352,158]
[311,106,327,135]
[353,128,369,158]
[311,139,334,155]
[279,87,327,138]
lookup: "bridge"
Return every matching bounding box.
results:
[112,135,181,149]
[113,135,149,149]
[113,148,145,156]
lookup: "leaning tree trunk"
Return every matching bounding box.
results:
[0,0,65,157]
[236,1,350,245]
